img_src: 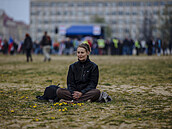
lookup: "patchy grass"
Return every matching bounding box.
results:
[0,55,172,129]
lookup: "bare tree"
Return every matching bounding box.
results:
[158,4,172,41]
[142,10,154,40]
[90,15,112,38]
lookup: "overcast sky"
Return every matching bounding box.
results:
[0,0,30,24]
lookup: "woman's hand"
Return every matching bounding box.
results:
[73,91,82,100]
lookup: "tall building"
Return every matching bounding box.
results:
[0,10,29,41]
[30,0,172,41]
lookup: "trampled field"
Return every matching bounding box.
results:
[0,55,172,129]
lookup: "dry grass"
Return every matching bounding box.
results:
[0,55,172,129]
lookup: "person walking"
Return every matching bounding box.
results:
[23,33,33,62]
[40,31,51,62]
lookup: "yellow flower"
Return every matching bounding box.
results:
[59,109,61,111]
[51,117,55,120]
[63,102,67,105]
[21,96,24,99]
[35,118,39,121]
[77,103,82,106]
[33,106,37,108]
[11,110,14,113]
[64,107,67,111]
[59,103,62,106]
[138,118,142,121]
[26,97,28,99]
[62,109,65,112]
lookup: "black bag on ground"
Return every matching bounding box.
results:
[36,84,60,102]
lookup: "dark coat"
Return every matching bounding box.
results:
[67,57,99,94]
[24,36,33,50]
[41,35,51,46]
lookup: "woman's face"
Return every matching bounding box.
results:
[77,47,89,62]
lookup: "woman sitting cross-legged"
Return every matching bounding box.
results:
[56,43,101,103]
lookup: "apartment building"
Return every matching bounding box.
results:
[30,0,172,41]
[0,10,29,41]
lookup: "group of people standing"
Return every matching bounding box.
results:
[1,33,172,61]
[53,37,172,56]
[93,37,172,56]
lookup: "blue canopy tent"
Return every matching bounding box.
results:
[66,25,101,36]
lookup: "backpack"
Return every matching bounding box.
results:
[36,84,60,102]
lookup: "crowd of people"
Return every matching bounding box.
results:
[0,32,172,61]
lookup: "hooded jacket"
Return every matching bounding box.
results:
[67,57,99,94]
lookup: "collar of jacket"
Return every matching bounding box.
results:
[78,56,90,65]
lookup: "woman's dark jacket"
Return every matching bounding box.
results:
[67,57,99,94]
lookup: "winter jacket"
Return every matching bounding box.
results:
[67,57,99,94]
[41,35,51,46]
[24,36,33,49]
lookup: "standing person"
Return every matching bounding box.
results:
[2,39,8,54]
[23,33,33,62]
[56,43,101,103]
[112,38,119,55]
[129,38,134,55]
[123,38,130,55]
[40,31,51,62]
[58,40,65,55]
[97,37,105,55]
[92,38,99,55]
[156,38,162,56]
[162,39,168,55]
[147,37,153,56]
[105,39,111,55]
[73,38,79,52]
[169,39,172,55]
[118,40,123,55]
[64,38,71,55]
[141,39,146,54]
[135,40,140,56]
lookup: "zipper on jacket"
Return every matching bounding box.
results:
[82,65,85,81]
